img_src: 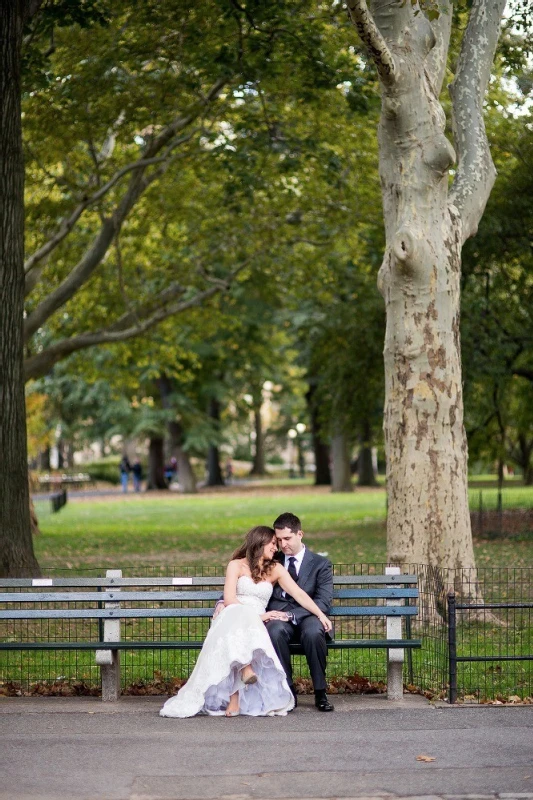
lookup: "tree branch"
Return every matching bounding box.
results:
[24,129,198,282]
[448,0,507,243]
[425,0,453,97]
[23,77,229,339]
[23,259,249,381]
[345,0,395,85]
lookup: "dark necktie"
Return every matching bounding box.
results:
[288,556,298,583]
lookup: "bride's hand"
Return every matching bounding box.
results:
[317,614,332,633]
[261,611,290,623]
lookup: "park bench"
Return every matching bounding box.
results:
[38,473,96,492]
[0,568,420,702]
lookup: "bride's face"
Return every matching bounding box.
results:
[262,535,278,561]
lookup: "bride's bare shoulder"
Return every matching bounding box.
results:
[227,557,249,573]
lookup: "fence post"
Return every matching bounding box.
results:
[95,569,122,701]
[385,566,404,700]
[405,600,414,686]
[447,591,457,704]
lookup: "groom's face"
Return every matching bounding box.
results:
[275,527,304,556]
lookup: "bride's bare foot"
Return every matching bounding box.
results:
[225,692,239,717]
[241,665,257,685]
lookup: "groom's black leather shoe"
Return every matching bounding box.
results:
[315,691,334,712]
[289,685,298,710]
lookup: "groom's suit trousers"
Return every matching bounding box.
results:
[267,615,327,692]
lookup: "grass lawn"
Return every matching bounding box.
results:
[32,484,532,570]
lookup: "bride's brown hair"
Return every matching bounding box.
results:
[232,526,277,583]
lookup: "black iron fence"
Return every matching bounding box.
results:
[471,489,533,539]
[1,563,531,701]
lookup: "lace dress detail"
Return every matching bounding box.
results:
[160,576,294,718]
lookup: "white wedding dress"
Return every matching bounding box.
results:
[160,575,295,717]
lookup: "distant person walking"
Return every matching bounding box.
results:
[132,459,143,492]
[119,455,131,493]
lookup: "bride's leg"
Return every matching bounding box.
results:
[225,691,240,716]
[241,664,257,685]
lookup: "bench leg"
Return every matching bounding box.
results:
[97,569,122,702]
[100,650,121,702]
[387,655,404,701]
[386,566,404,701]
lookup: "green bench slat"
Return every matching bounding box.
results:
[330,606,417,616]
[335,588,418,599]
[0,591,222,603]
[331,575,418,585]
[0,574,418,589]
[295,638,422,650]
[0,588,418,604]
[0,605,417,620]
[0,608,215,619]
[0,638,422,651]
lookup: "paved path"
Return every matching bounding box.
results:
[1,695,532,800]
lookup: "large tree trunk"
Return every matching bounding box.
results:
[0,1,41,577]
[516,434,533,486]
[358,419,377,486]
[206,397,224,487]
[158,374,197,493]
[354,1,485,593]
[249,402,266,476]
[39,446,51,471]
[57,439,65,469]
[306,382,331,486]
[146,436,167,490]
[168,420,197,494]
[331,431,353,493]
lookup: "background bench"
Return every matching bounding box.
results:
[0,567,420,701]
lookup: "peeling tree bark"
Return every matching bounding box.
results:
[346,0,507,595]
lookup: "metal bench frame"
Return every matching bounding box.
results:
[0,567,420,701]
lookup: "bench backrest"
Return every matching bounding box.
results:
[0,574,418,620]
[0,574,418,588]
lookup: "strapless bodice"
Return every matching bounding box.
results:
[235,575,273,614]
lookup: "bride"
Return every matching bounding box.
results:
[160,525,332,718]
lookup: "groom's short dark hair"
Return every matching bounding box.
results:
[273,512,301,533]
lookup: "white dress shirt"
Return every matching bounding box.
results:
[284,545,306,576]
[282,545,306,601]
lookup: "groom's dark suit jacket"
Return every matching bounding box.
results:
[268,549,333,632]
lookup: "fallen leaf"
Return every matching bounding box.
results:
[416,755,436,762]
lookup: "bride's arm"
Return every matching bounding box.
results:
[223,560,241,606]
[272,564,332,632]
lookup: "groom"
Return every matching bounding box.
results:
[267,512,334,712]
